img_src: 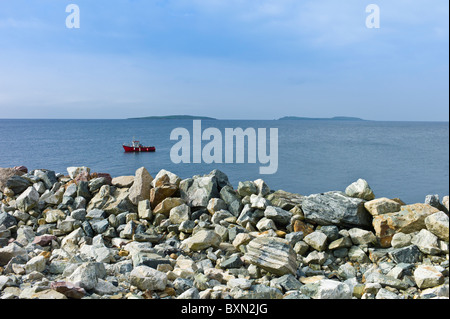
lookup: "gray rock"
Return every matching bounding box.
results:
[271,274,302,292]
[220,185,242,216]
[220,254,244,269]
[181,230,221,251]
[348,228,377,246]
[16,186,39,212]
[304,231,328,252]
[177,287,200,299]
[130,265,168,291]
[128,167,153,205]
[66,262,106,291]
[391,233,412,248]
[0,212,17,229]
[34,169,58,189]
[244,237,297,276]
[389,245,422,264]
[302,191,372,228]
[237,181,257,197]
[6,175,32,194]
[169,204,191,224]
[425,194,447,212]
[414,265,445,289]
[411,229,441,255]
[318,225,340,242]
[425,211,449,241]
[264,206,292,226]
[345,179,375,200]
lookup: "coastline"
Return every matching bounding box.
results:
[0,165,449,300]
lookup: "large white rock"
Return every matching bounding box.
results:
[130,265,167,291]
[425,211,449,242]
[414,265,444,289]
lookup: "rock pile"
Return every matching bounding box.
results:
[0,166,448,299]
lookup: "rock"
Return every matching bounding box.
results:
[0,242,28,266]
[31,289,68,299]
[181,230,221,251]
[138,200,153,220]
[302,191,372,228]
[150,184,178,209]
[237,181,257,197]
[25,255,46,274]
[391,233,412,248]
[34,169,58,189]
[306,279,352,299]
[151,169,182,188]
[207,198,227,215]
[153,197,184,216]
[443,196,449,213]
[220,254,244,269]
[411,229,441,255]
[348,246,370,263]
[0,167,25,192]
[328,236,353,250]
[304,231,328,252]
[130,265,168,291]
[111,175,134,188]
[348,228,377,246]
[50,281,86,299]
[425,211,449,241]
[67,166,90,179]
[220,186,242,216]
[32,235,57,246]
[66,262,105,291]
[254,179,270,196]
[180,175,219,208]
[250,194,270,210]
[0,211,17,229]
[376,288,401,299]
[6,175,32,194]
[345,179,375,200]
[414,265,445,289]
[425,194,447,212]
[364,198,402,216]
[169,204,191,224]
[244,237,297,276]
[16,186,39,212]
[256,218,277,232]
[388,245,422,264]
[264,206,292,226]
[128,167,153,205]
[372,204,440,247]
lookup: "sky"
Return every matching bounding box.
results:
[0,0,448,121]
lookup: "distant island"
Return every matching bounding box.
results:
[278,116,366,121]
[128,115,217,120]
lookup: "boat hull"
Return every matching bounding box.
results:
[123,145,156,152]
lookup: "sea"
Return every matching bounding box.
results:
[0,119,448,204]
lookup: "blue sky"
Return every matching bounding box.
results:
[0,0,448,120]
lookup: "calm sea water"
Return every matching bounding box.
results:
[0,119,448,204]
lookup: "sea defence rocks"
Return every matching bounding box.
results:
[0,166,448,300]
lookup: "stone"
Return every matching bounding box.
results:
[372,204,440,247]
[308,279,352,299]
[348,246,370,263]
[411,229,441,255]
[220,185,242,216]
[6,175,32,194]
[50,281,86,299]
[181,230,221,251]
[304,231,328,252]
[207,198,227,215]
[348,228,377,246]
[0,243,28,266]
[237,181,257,197]
[391,232,412,248]
[66,262,106,291]
[266,190,304,211]
[425,194,447,212]
[67,166,90,179]
[364,197,402,216]
[302,191,372,228]
[138,199,153,220]
[151,169,182,188]
[16,186,39,212]
[244,237,297,276]
[376,288,401,299]
[0,211,17,229]
[32,234,57,246]
[153,197,184,216]
[256,217,277,232]
[264,206,292,226]
[443,196,449,213]
[31,289,68,299]
[414,265,445,289]
[150,184,178,209]
[130,265,168,291]
[180,175,219,208]
[128,167,153,205]
[345,178,375,200]
[169,204,191,224]
[34,169,58,189]
[328,236,353,250]
[220,254,244,269]
[232,233,252,249]
[292,220,314,236]
[111,175,134,188]
[250,194,270,210]
[304,250,327,265]
[388,245,422,264]
[0,167,25,192]
[25,255,46,273]
[425,211,449,241]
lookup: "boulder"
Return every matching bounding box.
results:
[345,179,375,200]
[5,175,32,194]
[180,175,219,208]
[425,211,449,241]
[169,204,191,224]
[111,175,134,188]
[414,265,445,289]
[130,265,168,291]
[302,191,372,228]
[264,206,292,226]
[181,230,221,251]
[128,167,153,205]
[266,190,304,211]
[411,229,441,255]
[16,186,39,212]
[150,184,178,209]
[244,237,297,276]
[364,198,402,216]
[153,197,184,216]
[372,204,440,247]
[151,169,182,188]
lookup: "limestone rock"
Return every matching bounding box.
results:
[130,265,168,291]
[128,167,153,205]
[364,197,402,216]
[302,191,372,228]
[304,231,328,252]
[414,265,445,289]
[425,211,449,241]
[244,237,297,276]
[16,186,39,212]
[181,230,221,251]
[345,179,375,200]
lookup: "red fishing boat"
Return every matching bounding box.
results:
[123,138,156,152]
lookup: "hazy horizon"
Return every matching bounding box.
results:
[0,1,448,121]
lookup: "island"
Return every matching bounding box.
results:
[278,116,366,121]
[127,115,217,120]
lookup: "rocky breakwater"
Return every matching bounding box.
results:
[0,167,448,299]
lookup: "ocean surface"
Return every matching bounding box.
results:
[0,119,448,204]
